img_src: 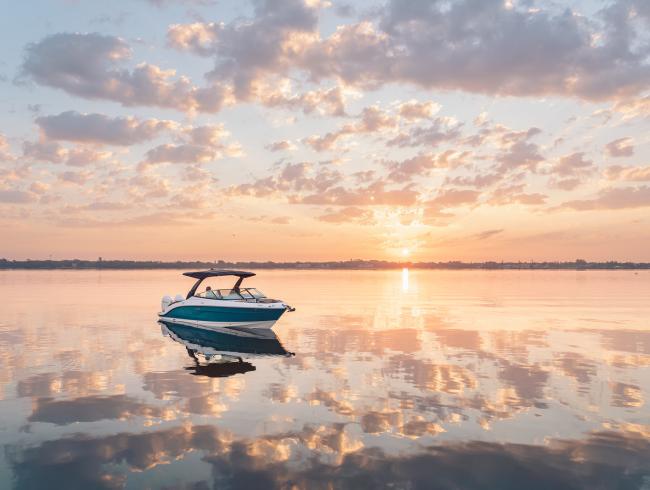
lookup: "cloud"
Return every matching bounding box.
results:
[64,147,112,167]
[55,210,213,228]
[259,83,348,116]
[23,33,231,113]
[168,0,320,99]
[184,124,229,146]
[0,189,37,203]
[35,111,176,146]
[316,0,650,100]
[613,96,650,120]
[144,144,217,164]
[386,117,462,148]
[428,188,480,208]
[304,105,398,151]
[167,22,220,56]
[397,100,440,121]
[168,18,349,115]
[128,172,171,198]
[317,206,374,223]
[604,165,650,182]
[496,128,543,172]
[143,123,240,165]
[22,0,650,126]
[227,161,336,197]
[22,140,66,163]
[547,152,595,190]
[228,161,418,206]
[489,184,547,206]
[58,170,93,185]
[473,229,504,240]
[265,140,297,152]
[445,172,502,189]
[168,0,650,101]
[553,152,594,177]
[422,188,480,224]
[295,181,418,206]
[242,214,292,225]
[605,137,635,157]
[146,0,216,7]
[23,141,111,166]
[385,151,467,183]
[0,133,16,161]
[29,182,49,195]
[560,185,650,210]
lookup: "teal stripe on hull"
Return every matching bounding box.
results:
[162,305,285,323]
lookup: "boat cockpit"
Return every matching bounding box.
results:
[183,270,289,305]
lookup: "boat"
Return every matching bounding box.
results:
[158,269,294,331]
[159,319,294,376]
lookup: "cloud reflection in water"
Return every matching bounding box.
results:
[0,270,648,488]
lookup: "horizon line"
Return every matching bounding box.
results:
[1,258,649,270]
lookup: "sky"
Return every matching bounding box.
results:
[0,0,649,262]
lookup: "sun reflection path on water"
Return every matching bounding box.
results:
[402,267,409,292]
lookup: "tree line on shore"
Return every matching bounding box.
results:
[1,258,648,270]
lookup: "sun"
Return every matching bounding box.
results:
[401,248,410,257]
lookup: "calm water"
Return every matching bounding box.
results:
[0,270,649,489]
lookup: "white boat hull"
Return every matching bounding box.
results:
[158,316,278,331]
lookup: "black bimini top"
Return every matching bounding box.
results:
[183,270,256,299]
[183,270,256,280]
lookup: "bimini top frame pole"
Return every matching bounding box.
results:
[183,270,256,299]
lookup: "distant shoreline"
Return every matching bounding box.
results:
[1,259,648,271]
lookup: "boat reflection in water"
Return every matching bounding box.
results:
[159,319,294,377]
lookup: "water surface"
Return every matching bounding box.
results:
[0,270,649,489]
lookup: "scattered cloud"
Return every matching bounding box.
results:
[496,128,543,172]
[605,137,635,158]
[397,100,440,121]
[547,152,595,190]
[613,96,650,120]
[473,228,504,240]
[0,189,37,203]
[604,165,650,182]
[165,0,650,101]
[35,111,176,146]
[265,140,297,152]
[23,141,112,166]
[489,184,547,206]
[560,186,650,210]
[142,123,240,165]
[23,33,232,113]
[304,105,399,151]
[386,117,462,148]
[144,144,217,164]
[317,206,374,224]
[58,170,93,185]
[385,151,467,183]
[0,134,16,161]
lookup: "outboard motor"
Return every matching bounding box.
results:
[161,295,173,312]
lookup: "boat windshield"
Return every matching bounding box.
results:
[196,287,266,300]
[243,288,266,299]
